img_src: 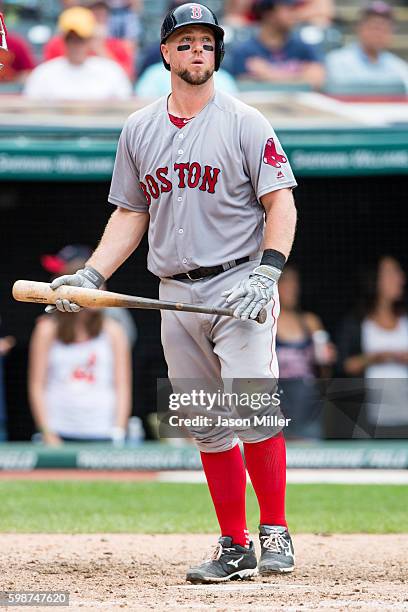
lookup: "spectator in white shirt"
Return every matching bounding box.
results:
[24,6,132,100]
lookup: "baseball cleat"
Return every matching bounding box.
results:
[186,536,258,584]
[258,525,295,574]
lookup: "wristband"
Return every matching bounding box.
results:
[81,266,105,288]
[260,249,286,271]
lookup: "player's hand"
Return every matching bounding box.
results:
[221,265,280,321]
[45,266,105,314]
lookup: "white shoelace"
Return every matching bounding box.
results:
[206,542,235,562]
[261,529,290,554]
[209,543,223,561]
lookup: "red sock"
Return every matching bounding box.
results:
[200,444,249,547]
[243,432,287,527]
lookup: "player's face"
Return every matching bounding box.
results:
[162,26,216,86]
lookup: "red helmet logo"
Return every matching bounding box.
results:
[191,5,203,19]
[263,138,287,168]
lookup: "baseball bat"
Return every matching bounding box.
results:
[12,280,267,324]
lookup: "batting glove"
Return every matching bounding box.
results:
[221,264,281,321]
[45,267,105,314]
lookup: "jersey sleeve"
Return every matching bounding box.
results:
[241,110,297,201]
[108,120,149,212]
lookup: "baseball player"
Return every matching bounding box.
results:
[47,2,298,583]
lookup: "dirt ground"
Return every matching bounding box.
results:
[0,534,407,611]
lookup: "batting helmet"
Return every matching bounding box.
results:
[160,2,225,72]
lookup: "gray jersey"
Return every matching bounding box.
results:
[108,90,297,278]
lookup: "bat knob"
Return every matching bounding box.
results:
[256,308,267,324]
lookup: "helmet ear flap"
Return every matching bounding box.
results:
[216,38,225,71]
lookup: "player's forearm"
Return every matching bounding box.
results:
[262,189,297,259]
[86,207,149,279]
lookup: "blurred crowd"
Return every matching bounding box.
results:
[276,256,408,440]
[0,0,407,97]
[2,250,408,444]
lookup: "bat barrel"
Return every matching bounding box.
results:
[12,280,267,324]
[12,280,139,308]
